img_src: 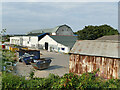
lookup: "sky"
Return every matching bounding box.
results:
[2,2,118,34]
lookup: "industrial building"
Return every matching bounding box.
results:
[69,40,120,79]
[27,24,74,36]
[10,24,77,53]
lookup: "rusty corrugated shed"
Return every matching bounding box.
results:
[70,40,120,58]
[69,54,120,79]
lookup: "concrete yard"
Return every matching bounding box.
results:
[14,49,70,78]
[34,50,69,78]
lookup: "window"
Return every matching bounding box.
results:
[61,48,65,51]
[29,37,31,41]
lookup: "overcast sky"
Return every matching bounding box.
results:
[2,2,118,34]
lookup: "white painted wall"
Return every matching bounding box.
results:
[38,35,58,50]
[10,36,21,45]
[57,43,70,53]
[22,36,30,47]
[10,36,38,48]
[22,36,38,47]
[39,35,70,53]
[30,36,38,47]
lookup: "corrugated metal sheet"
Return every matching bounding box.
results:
[69,54,120,79]
[27,25,64,34]
[97,35,120,41]
[70,40,120,58]
[50,35,77,48]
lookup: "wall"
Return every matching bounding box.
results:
[39,35,58,50]
[69,54,120,79]
[57,43,70,53]
[29,36,38,48]
[56,25,74,36]
[10,37,21,45]
[22,36,38,47]
[22,36,30,47]
[10,36,38,48]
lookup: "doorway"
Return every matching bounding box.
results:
[45,42,48,50]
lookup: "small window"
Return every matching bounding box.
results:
[61,48,65,51]
[29,37,31,41]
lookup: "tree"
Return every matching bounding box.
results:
[75,24,119,40]
[1,28,7,42]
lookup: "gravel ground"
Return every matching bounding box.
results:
[12,62,33,77]
[34,50,69,78]
[13,49,70,78]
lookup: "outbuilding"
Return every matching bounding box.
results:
[10,33,49,48]
[39,35,77,53]
[69,40,120,79]
[10,36,38,48]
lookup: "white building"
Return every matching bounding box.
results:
[10,24,77,53]
[10,36,23,45]
[10,35,77,53]
[10,36,38,48]
[38,35,77,53]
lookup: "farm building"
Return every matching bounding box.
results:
[69,40,120,79]
[27,24,74,36]
[10,34,77,53]
[38,35,77,53]
[10,36,23,46]
[10,33,49,48]
[10,36,38,47]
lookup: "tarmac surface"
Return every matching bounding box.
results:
[14,49,70,78]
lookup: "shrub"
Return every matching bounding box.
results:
[52,73,79,89]
[2,71,120,89]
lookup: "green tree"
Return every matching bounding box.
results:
[75,24,119,40]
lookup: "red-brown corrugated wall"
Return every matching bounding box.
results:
[69,54,120,79]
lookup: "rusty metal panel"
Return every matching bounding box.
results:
[70,40,120,58]
[69,54,120,79]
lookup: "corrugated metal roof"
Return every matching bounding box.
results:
[29,27,59,34]
[97,35,120,41]
[70,40,120,58]
[27,25,68,34]
[50,35,77,48]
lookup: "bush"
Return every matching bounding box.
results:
[2,72,27,89]
[2,71,120,89]
[52,73,79,89]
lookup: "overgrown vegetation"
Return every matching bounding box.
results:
[75,24,119,40]
[2,49,16,64]
[2,71,120,89]
[2,49,17,72]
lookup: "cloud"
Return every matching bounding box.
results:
[2,2,118,34]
